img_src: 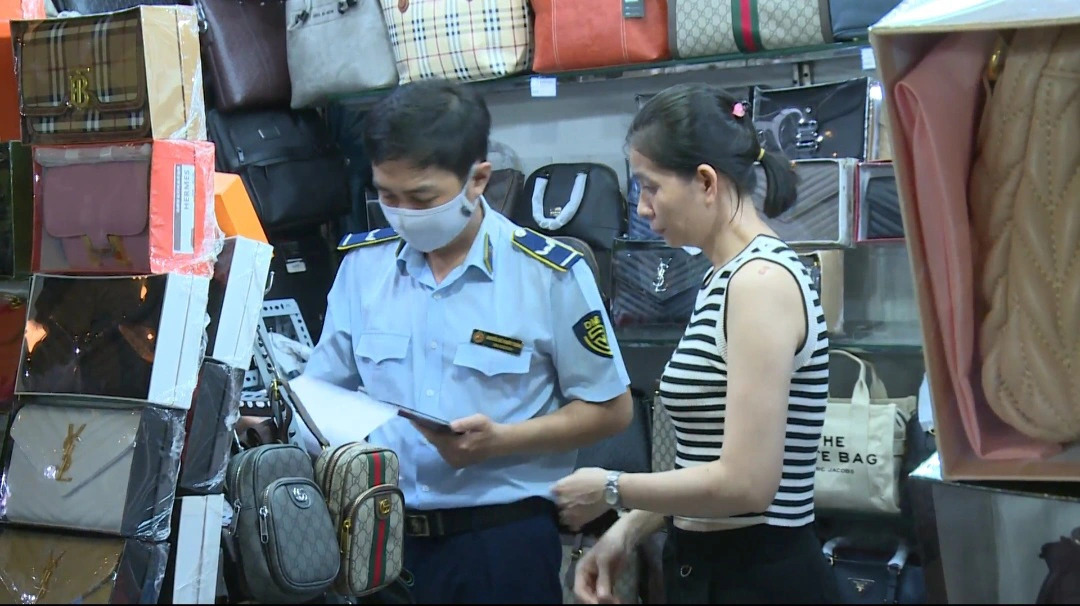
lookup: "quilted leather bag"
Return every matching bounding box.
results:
[750,158,856,247]
[753,78,871,161]
[0,141,32,278]
[669,0,832,58]
[969,26,1080,443]
[532,0,670,73]
[197,0,292,112]
[2,399,187,540]
[286,0,398,108]
[0,527,170,603]
[858,161,903,240]
[611,238,711,328]
[259,323,406,597]
[378,0,531,84]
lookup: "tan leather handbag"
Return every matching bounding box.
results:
[969,26,1080,443]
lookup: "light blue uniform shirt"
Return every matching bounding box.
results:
[302,201,630,510]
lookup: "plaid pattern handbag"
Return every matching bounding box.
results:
[378,0,531,84]
[11,5,204,144]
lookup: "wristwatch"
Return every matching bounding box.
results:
[603,471,624,508]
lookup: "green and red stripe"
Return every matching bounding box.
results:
[731,0,765,53]
[367,452,388,590]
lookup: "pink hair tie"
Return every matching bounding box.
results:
[732,102,747,118]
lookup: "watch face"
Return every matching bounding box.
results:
[604,488,617,506]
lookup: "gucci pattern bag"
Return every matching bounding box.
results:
[2,399,186,540]
[0,527,170,603]
[669,0,832,58]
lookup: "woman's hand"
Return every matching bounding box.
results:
[573,518,636,604]
[553,467,612,531]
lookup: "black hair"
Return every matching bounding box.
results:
[362,79,491,181]
[627,83,798,219]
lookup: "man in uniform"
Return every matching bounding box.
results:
[299,79,633,604]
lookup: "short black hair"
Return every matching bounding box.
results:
[362,79,491,181]
[628,83,798,219]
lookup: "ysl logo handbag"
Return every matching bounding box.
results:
[753,78,871,161]
[611,238,712,328]
[0,527,170,603]
[2,399,187,539]
[11,5,205,145]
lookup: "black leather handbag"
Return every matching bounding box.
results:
[264,234,337,342]
[858,161,903,240]
[823,537,927,604]
[208,109,350,233]
[1037,528,1080,604]
[485,169,525,217]
[828,0,902,41]
[753,78,871,161]
[611,239,711,328]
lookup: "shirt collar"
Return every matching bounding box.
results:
[395,197,497,281]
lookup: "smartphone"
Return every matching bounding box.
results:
[393,405,461,435]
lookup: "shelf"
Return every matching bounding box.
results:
[331,41,871,106]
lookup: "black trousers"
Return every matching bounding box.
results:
[403,512,562,604]
[663,522,840,604]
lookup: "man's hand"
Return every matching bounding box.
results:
[412,413,506,469]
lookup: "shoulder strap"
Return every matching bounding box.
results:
[255,323,330,450]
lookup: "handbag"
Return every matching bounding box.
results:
[827,0,901,41]
[3,399,187,540]
[751,158,857,247]
[611,238,711,328]
[823,537,926,604]
[209,108,351,232]
[1037,528,1080,604]
[197,0,292,112]
[484,169,524,217]
[257,323,406,598]
[650,390,676,472]
[0,141,32,278]
[559,532,641,605]
[753,78,871,161]
[378,0,531,84]
[179,359,244,495]
[532,0,669,73]
[669,0,832,58]
[815,350,916,515]
[857,162,903,240]
[0,527,171,603]
[286,0,398,108]
[54,0,189,12]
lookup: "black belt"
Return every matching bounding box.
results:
[404,497,555,538]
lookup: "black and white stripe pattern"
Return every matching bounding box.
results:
[659,235,829,528]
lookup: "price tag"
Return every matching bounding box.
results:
[530,76,557,98]
[623,0,645,18]
[861,47,877,71]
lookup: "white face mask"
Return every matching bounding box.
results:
[379,179,478,253]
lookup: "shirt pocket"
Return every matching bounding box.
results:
[354,332,411,404]
[451,343,537,422]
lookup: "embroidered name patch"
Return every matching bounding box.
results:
[471,330,524,355]
[573,311,612,358]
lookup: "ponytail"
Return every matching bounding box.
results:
[758,150,798,218]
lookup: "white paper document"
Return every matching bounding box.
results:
[289,374,399,451]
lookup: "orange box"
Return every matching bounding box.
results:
[214,173,267,243]
[0,1,45,140]
[32,140,218,276]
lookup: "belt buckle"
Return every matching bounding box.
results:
[406,514,431,537]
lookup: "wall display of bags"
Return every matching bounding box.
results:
[857,161,903,241]
[669,0,833,59]
[0,526,170,603]
[15,273,209,409]
[208,108,350,233]
[532,0,670,73]
[815,350,916,515]
[31,141,219,276]
[753,78,871,161]
[610,239,711,328]
[204,237,274,370]
[11,5,206,145]
[286,0,398,108]
[378,0,531,85]
[196,0,292,112]
[750,158,856,247]
[0,141,32,278]
[2,398,187,539]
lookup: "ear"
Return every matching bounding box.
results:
[695,164,720,204]
[467,161,493,201]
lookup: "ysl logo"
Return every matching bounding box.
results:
[55,423,86,483]
[33,550,65,602]
[67,67,94,110]
[652,258,671,293]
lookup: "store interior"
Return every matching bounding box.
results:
[0,0,1079,604]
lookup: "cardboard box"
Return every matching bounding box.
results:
[172,495,225,604]
[871,0,1080,480]
[205,237,272,369]
[214,173,267,243]
[32,140,217,277]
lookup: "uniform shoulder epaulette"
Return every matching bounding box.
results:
[337,227,400,251]
[510,228,582,272]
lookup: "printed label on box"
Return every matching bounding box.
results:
[174,164,196,254]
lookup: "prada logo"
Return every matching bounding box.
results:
[67,67,94,110]
[849,578,875,593]
[55,423,86,483]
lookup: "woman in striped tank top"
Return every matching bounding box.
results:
[553,84,837,604]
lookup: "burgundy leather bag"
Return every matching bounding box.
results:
[197,0,291,112]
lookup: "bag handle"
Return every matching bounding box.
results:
[531,171,588,231]
[823,536,910,571]
[256,323,331,450]
[830,349,889,402]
